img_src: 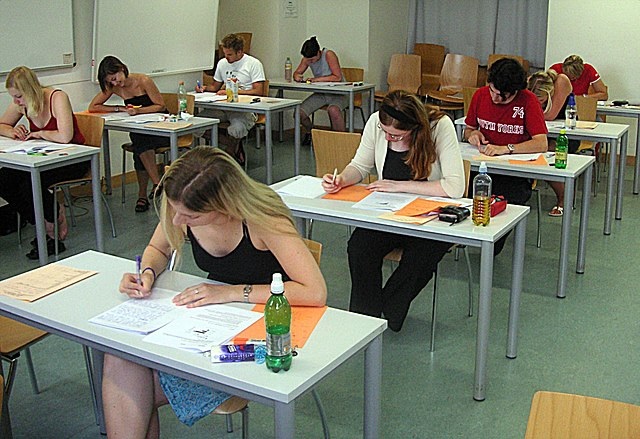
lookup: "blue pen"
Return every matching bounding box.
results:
[135,255,142,285]
[196,80,201,92]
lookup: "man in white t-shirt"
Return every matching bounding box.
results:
[196,33,265,165]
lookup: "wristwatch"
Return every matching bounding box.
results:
[243,284,253,303]
[507,144,515,154]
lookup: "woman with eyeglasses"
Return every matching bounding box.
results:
[321,90,465,331]
[527,69,575,217]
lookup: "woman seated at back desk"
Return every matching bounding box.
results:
[104,147,327,437]
[0,66,87,259]
[89,55,167,213]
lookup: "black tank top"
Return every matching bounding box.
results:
[382,148,412,181]
[187,223,288,285]
[124,94,156,107]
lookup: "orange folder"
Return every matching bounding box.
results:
[395,198,456,217]
[232,305,327,348]
[509,155,548,166]
[322,185,371,202]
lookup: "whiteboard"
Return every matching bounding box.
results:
[92,0,219,82]
[0,0,75,75]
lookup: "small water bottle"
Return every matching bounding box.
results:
[265,273,292,373]
[555,129,568,169]
[565,92,577,130]
[177,81,187,115]
[284,57,293,82]
[472,161,492,226]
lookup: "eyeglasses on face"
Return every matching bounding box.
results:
[377,122,407,141]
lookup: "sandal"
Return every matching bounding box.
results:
[548,206,564,217]
[148,184,160,200]
[135,197,150,213]
[26,236,66,260]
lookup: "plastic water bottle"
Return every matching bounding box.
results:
[565,92,577,130]
[284,57,293,82]
[265,273,292,372]
[472,161,492,226]
[177,81,187,115]
[555,129,568,169]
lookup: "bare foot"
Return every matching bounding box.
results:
[45,205,68,240]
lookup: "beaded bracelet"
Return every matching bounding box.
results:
[142,267,156,283]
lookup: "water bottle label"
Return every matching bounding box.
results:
[266,333,291,356]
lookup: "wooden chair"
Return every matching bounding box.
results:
[374,54,422,102]
[426,54,479,113]
[413,43,446,93]
[120,92,196,204]
[463,86,478,116]
[525,391,640,438]
[575,95,600,194]
[384,160,473,351]
[487,53,528,72]
[342,67,366,126]
[50,114,117,255]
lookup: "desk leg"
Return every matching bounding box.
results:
[615,132,627,220]
[211,124,218,148]
[294,106,300,175]
[634,115,640,194]
[348,90,354,133]
[91,349,106,435]
[277,89,284,142]
[1,386,13,438]
[474,241,494,401]
[557,178,574,298]
[508,216,526,357]
[30,169,48,266]
[364,335,382,439]
[91,155,105,252]
[170,133,178,162]
[294,216,307,236]
[274,401,295,439]
[266,112,273,184]
[102,130,112,195]
[577,165,593,273]
[604,139,618,235]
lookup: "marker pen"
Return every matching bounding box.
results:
[135,255,142,285]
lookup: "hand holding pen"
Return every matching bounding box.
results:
[321,168,342,193]
[12,124,29,140]
[118,255,152,299]
[195,80,204,93]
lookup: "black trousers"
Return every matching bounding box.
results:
[347,227,451,331]
[0,162,89,224]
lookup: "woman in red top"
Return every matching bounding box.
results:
[0,66,87,259]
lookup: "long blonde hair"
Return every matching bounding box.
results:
[527,69,558,114]
[5,66,45,116]
[379,90,445,181]
[158,147,297,261]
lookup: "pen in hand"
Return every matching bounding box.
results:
[332,168,338,185]
[135,255,142,286]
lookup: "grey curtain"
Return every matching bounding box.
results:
[407,0,549,68]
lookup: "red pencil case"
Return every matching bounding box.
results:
[490,195,507,217]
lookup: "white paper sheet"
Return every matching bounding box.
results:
[88,288,183,334]
[189,92,227,103]
[142,305,263,352]
[0,140,73,154]
[352,191,418,212]
[275,175,326,199]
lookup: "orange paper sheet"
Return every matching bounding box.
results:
[322,185,371,202]
[233,305,327,348]
[395,198,456,217]
[509,155,548,166]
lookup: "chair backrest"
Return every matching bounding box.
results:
[302,238,322,266]
[0,316,47,355]
[311,129,362,178]
[575,95,597,122]
[75,113,105,148]
[463,87,478,116]
[462,159,471,198]
[525,391,640,439]
[342,67,364,106]
[487,53,525,69]
[413,43,446,76]
[439,53,479,93]
[387,54,422,94]
[161,92,195,115]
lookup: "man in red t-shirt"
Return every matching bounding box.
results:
[465,58,548,254]
[550,54,608,100]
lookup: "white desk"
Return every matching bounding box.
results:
[0,251,386,439]
[192,95,302,184]
[0,145,103,265]
[454,117,629,235]
[459,142,595,298]
[269,80,376,133]
[273,176,530,401]
[597,103,640,194]
[100,116,219,195]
